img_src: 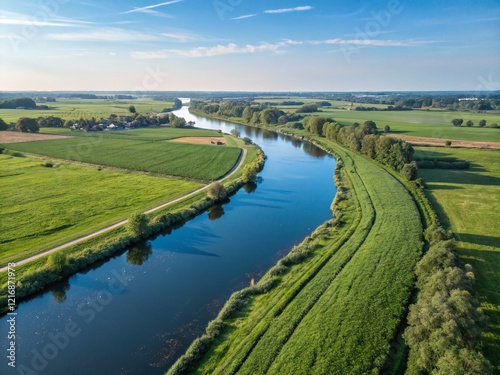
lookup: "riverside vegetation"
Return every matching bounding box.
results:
[168,101,494,374]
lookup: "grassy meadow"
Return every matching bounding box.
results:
[0,98,174,124]
[1,129,242,181]
[0,154,203,266]
[173,141,423,374]
[415,146,500,371]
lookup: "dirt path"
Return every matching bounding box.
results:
[0,148,247,272]
[388,134,500,149]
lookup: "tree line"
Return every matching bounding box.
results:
[0,112,188,133]
[451,118,499,128]
[191,100,302,126]
[191,100,417,180]
[404,225,492,374]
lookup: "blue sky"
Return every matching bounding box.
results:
[0,0,499,91]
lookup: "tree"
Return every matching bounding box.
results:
[127,212,149,237]
[15,117,39,133]
[297,103,318,113]
[173,98,182,110]
[242,106,255,122]
[466,120,474,127]
[230,128,240,138]
[38,116,64,128]
[0,118,8,131]
[242,137,253,145]
[242,164,258,183]
[207,182,227,201]
[0,97,36,109]
[128,105,136,114]
[305,116,326,135]
[169,113,186,128]
[479,119,486,127]
[445,140,452,147]
[384,124,390,133]
[64,119,74,128]
[401,162,418,181]
[46,252,68,273]
[451,118,463,127]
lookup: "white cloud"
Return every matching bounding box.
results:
[0,10,93,28]
[134,9,173,18]
[232,14,256,20]
[132,40,301,59]
[265,6,313,14]
[47,28,160,42]
[161,32,199,42]
[122,0,183,14]
[312,38,433,47]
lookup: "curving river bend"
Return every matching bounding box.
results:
[1,104,336,375]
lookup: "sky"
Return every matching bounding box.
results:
[0,0,499,92]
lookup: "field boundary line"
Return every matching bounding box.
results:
[0,148,246,272]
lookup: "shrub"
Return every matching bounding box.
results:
[127,212,149,237]
[46,252,68,273]
[401,161,418,181]
[207,182,227,201]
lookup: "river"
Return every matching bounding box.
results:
[1,104,336,375]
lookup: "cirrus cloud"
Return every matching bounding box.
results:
[264,6,313,14]
[132,40,302,59]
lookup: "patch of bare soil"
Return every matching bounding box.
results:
[169,136,226,145]
[0,131,73,144]
[388,134,500,149]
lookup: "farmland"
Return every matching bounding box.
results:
[170,140,423,374]
[0,154,203,266]
[283,106,500,142]
[1,129,242,181]
[0,98,175,124]
[415,146,500,372]
[0,125,246,266]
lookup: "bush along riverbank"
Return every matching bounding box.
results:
[177,106,491,374]
[0,148,266,315]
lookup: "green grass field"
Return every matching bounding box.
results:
[176,141,423,374]
[414,146,500,372]
[0,98,174,124]
[0,154,203,266]
[1,130,242,181]
[278,107,500,142]
[40,126,218,140]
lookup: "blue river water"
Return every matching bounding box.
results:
[1,104,336,375]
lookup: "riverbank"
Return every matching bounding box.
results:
[173,108,491,374]
[0,141,264,315]
[168,110,427,374]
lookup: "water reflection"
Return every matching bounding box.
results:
[303,142,328,158]
[50,280,71,303]
[243,182,258,194]
[208,204,225,221]
[290,138,303,149]
[126,242,153,266]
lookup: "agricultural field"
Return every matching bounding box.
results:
[175,143,423,374]
[1,128,242,181]
[0,154,203,266]
[414,146,500,371]
[0,98,174,124]
[277,106,500,143]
